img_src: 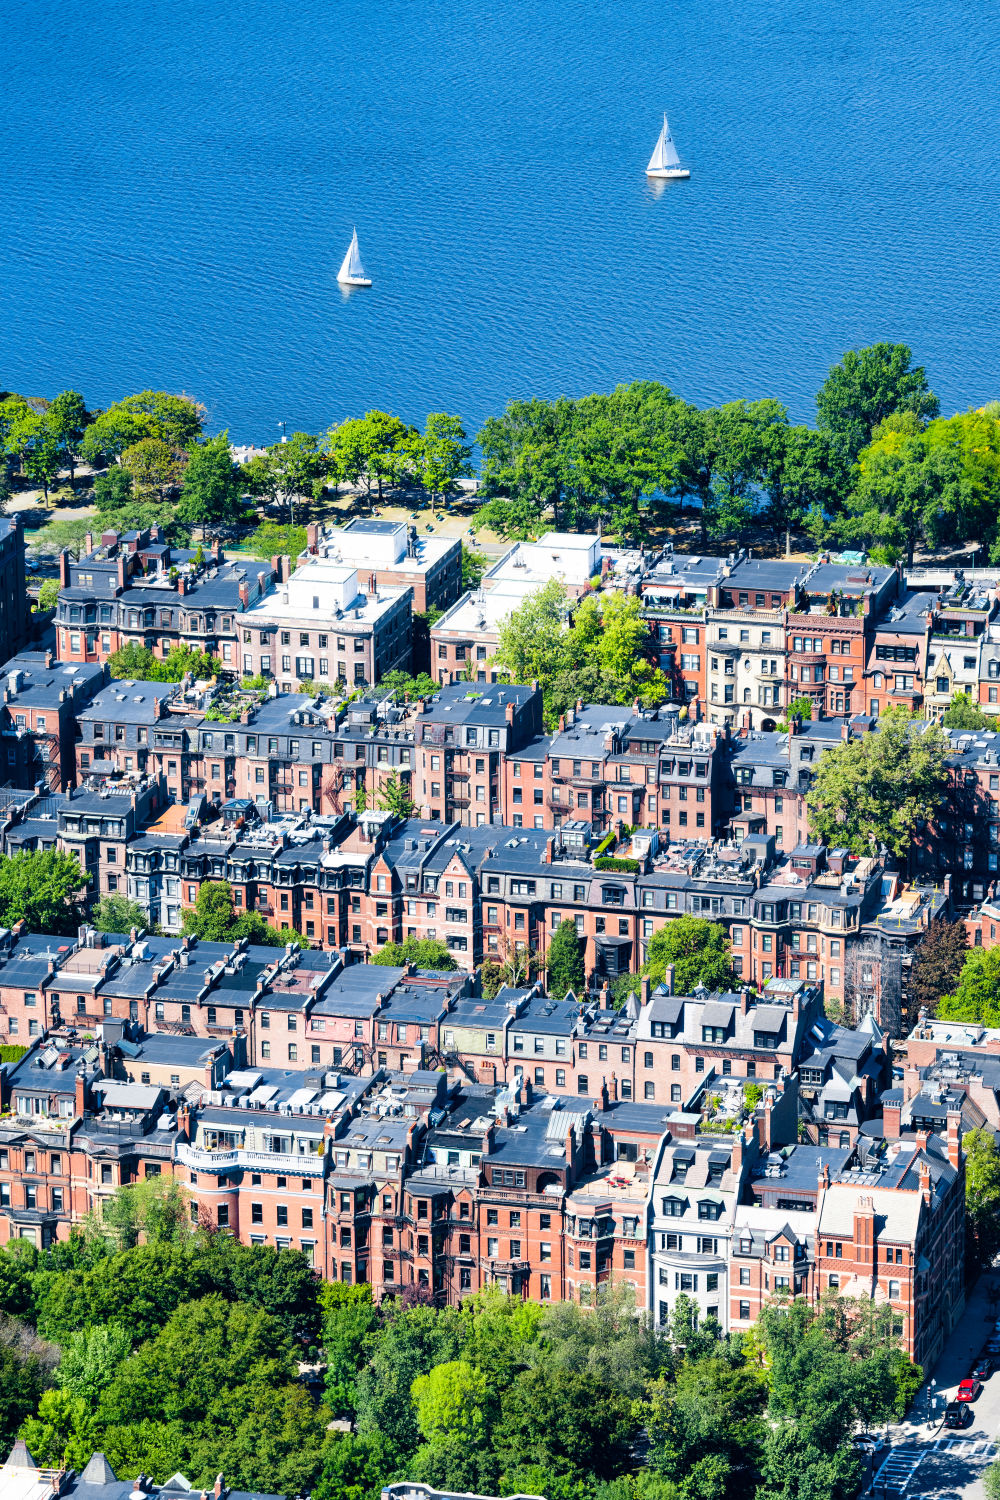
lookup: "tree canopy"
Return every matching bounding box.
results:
[642,915,736,996]
[371,937,457,970]
[545,918,586,999]
[181,880,309,949]
[0,849,88,933]
[806,711,949,857]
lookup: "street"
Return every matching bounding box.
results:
[868,1277,1000,1500]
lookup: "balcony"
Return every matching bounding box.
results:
[177,1142,325,1175]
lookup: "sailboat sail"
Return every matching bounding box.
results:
[338,229,367,283]
[647,115,682,173]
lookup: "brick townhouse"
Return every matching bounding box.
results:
[414,683,543,825]
[0,652,105,791]
[238,551,413,692]
[55,528,271,668]
[500,703,728,840]
[303,517,462,616]
[0,982,967,1345]
[430,532,605,687]
[0,517,29,663]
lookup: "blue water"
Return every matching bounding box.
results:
[2,0,998,445]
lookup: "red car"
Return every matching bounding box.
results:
[957,1378,982,1402]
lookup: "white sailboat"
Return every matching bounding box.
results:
[646,114,690,180]
[337,228,371,287]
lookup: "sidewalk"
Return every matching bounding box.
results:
[868,1275,999,1500]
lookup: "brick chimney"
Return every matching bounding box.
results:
[544,837,554,865]
[117,555,127,590]
[177,575,187,596]
[75,1071,87,1116]
[853,1196,875,1269]
[306,523,319,553]
[58,549,71,587]
[881,1097,902,1138]
[946,1108,962,1170]
[239,581,249,608]
[661,963,674,997]
[919,1157,931,1206]
[84,532,94,555]
[640,976,650,1005]
[214,1476,226,1500]
[505,701,515,726]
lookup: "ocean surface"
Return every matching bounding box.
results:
[2,0,998,447]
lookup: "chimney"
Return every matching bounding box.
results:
[505,701,515,725]
[575,698,583,713]
[214,1477,225,1500]
[271,555,281,580]
[919,1157,931,1206]
[544,837,554,865]
[740,984,753,1015]
[788,716,799,736]
[841,722,850,742]
[177,575,187,596]
[84,532,94,555]
[600,983,610,1009]
[75,1072,87,1116]
[818,1162,830,1191]
[640,976,650,1005]
[239,582,249,608]
[558,715,566,732]
[662,963,674,997]
[306,523,319,553]
[58,549,71,587]
[117,555,127,590]
[915,1128,930,1154]
[881,1097,902,1138]
[946,1109,962,1171]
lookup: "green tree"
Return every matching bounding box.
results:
[121,437,182,500]
[91,894,151,935]
[546,918,586,998]
[320,1283,378,1415]
[412,1359,488,1445]
[479,960,505,1000]
[56,1323,134,1404]
[778,696,813,728]
[376,771,416,817]
[0,1250,35,1319]
[906,918,968,1023]
[35,577,60,612]
[806,709,949,857]
[816,344,939,464]
[30,516,94,558]
[491,578,568,693]
[371,937,458,971]
[493,1367,634,1484]
[107,642,221,682]
[47,390,89,482]
[177,432,244,528]
[325,411,413,505]
[245,433,324,525]
[242,522,307,565]
[938,948,1000,1025]
[643,916,735,996]
[0,849,87,933]
[462,543,486,589]
[942,691,998,730]
[473,495,544,540]
[840,411,951,566]
[81,391,203,465]
[416,413,473,505]
[313,1431,398,1500]
[0,1317,58,1449]
[18,1388,100,1470]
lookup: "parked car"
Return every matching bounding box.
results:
[945,1401,973,1429]
[973,1357,993,1381]
[852,1435,886,1456]
[957,1378,982,1402]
